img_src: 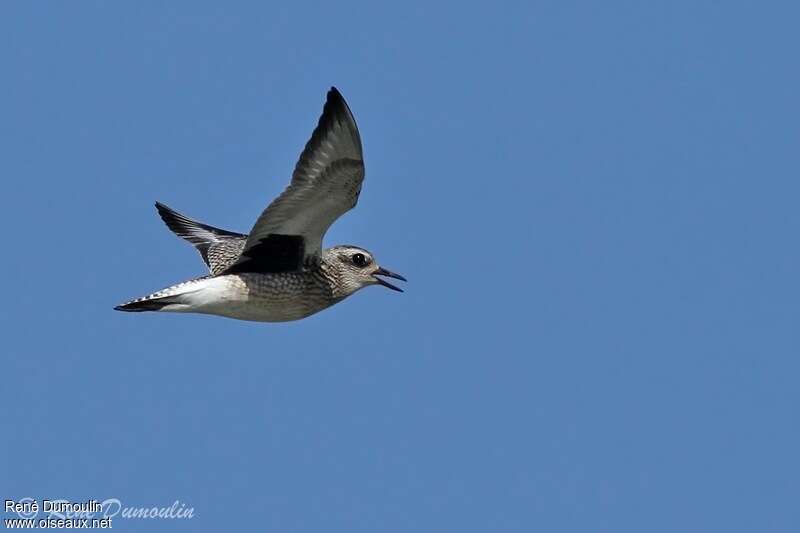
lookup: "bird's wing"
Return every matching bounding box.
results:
[223,87,364,274]
[205,240,247,275]
[156,202,247,275]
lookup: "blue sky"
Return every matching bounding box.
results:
[2,1,799,531]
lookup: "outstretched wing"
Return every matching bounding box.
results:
[224,87,364,274]
[156,202,247,275]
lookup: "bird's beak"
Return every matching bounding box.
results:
[372,267,407,292]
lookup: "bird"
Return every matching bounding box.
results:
[115,87,406,322]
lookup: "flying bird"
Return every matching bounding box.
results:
[115,87,405,322]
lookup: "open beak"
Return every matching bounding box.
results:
[372,267,407,292]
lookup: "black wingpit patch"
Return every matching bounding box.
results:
[224,234,305,274]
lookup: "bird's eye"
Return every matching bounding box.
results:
[351,253,369,267]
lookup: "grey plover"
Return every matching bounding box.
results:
[115,87,405,322]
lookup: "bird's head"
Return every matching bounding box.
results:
[324,245,406,297]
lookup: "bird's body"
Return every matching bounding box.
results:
[120,273,334,322]
[119,250,360,322]
[116,88,405,322]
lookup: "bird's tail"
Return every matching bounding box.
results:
[114,276,212,313]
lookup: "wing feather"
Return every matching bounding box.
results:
[224,87,365,273]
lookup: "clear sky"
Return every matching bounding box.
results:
[2,1,799,532]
